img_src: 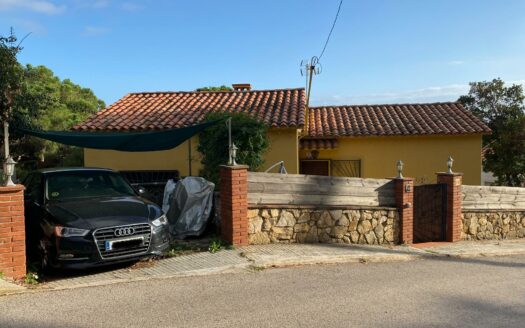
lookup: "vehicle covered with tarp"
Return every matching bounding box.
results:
[164,177,215,239]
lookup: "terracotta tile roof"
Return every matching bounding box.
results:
[300,138,338,150]
[307,102,491,137]
[75,88,306,131]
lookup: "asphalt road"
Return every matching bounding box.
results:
[1,255,524,328]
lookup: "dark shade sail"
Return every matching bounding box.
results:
[17,121,218,152]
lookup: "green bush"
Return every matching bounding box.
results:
[198,112,269,185]
[23,272,39,285]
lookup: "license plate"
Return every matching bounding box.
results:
[105,236,144,251]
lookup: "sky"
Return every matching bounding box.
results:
[1,0,525,107]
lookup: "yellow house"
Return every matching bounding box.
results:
[76,84,490,185]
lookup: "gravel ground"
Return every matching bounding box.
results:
[1,254,524,328]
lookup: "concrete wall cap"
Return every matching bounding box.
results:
[0,184,25,192]
[220,165,250,170]
[436,172,464,176]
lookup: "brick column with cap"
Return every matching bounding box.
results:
[0,185,26,279]
[437,172,463,242]
[220,165,249,246]
[394,178,414,244]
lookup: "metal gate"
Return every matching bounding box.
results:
[413,184,447,243]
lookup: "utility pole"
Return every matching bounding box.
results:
[300,56,322,135]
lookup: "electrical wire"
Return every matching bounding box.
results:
[318,0,343,60]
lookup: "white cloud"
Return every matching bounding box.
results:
[73,0,109,9]
[312,80,525,106]
[312,84,469,106]
[83,26,110,36]
[448,60,464,65]
[121,2,141,12]
[12,18,47,35]
[510,79,525,86]
[92,0,109,8]
[0,0,65,14]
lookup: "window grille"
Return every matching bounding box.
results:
[330,160,361,178]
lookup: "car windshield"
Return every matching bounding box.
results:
[46,171,136,201]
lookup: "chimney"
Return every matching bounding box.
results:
[232,83,251,91]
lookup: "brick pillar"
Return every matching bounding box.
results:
[436,173,463,242]
[0,185,26,279]
[394,178,414,244]
[220,165,249,246]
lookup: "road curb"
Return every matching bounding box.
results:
[3,241,525,296]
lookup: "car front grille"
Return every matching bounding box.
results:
[93,223,152,260]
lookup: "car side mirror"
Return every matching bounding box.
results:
[137,186,147,195]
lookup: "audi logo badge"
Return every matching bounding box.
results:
[114,227,136,237]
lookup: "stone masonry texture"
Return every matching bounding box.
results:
[0,185,26,279]
[462,211,525,240]
[247,207,400,245]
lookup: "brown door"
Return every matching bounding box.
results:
[300,160,330,176]
[413,184,447,242]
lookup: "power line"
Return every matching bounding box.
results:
[318,0,343,60]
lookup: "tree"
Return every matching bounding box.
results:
[483,117,525,186]
[458,78,525,186]
[197,112,269,185]
[459,78,524,144]
[11,65,104,179]
[195,85,232,92]
[0,29,23,163]
[1,30,104,180]
[0,30,22,121]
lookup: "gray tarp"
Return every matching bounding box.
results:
[166,177,215,239]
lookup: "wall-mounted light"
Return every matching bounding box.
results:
[396,160,404,179]
[405,184,411,193]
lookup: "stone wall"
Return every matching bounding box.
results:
[248,207,400,245]
[461,211,525,240]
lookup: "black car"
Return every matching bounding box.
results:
[23,168,170,270]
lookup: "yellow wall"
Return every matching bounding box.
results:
[84,129,300,176]
[299,134,483,185]
[262,128,299,174]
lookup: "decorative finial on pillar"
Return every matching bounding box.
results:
[447,156,454,174]
[396,160,404,179]
[231,143,238,166]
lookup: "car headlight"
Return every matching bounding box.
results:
[54,225,90,237]
[152,214,168,227]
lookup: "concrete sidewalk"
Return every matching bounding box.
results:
[414,240,525,258]
[239,243,425,268]
[0,278,25,296]
[2,239,525,296]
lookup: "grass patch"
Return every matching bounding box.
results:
[23,272,40,286]
[208,237,234,254]
[163,236,234,259]
[248,265,266,272]
[0,271,4,279]
[166,242,206,258]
